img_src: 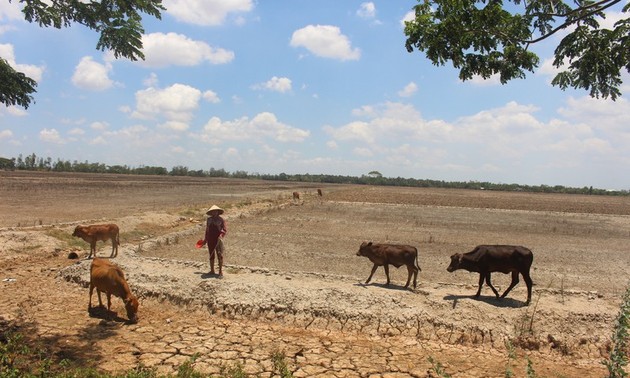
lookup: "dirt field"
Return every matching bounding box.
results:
[1,171,629,377]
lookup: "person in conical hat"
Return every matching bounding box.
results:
[201,205,227,277]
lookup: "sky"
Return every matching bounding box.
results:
[1,1,629,189]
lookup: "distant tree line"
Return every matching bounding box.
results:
[1,153,628,196]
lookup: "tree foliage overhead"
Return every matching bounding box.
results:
[1,0,165,109]
[404,0,630,100]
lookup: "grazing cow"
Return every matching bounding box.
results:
[73,224,120,258]
[447,245,534,305]
[89,258,139,323]
[357,242,421,289]
[292,191,300,201]
[317,188,323,197]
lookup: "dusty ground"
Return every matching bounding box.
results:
[1,171,629,377]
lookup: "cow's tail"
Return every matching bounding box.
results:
[415,247,422,271]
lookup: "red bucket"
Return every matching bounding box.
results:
[195,239,204,249]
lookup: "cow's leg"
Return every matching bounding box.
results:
[88,283,94,310]
[475,273,485,297]
[383,264,391,286]
[106,293,112,310]
[110,238,117,258]
[404,264,414,288]
[412,265,419,289]
[96,289,104,307]
[500,271,520,299]
[485,273,501,298]
[522,271,533,305]
[365,264,379,284]
[90,241,97,259]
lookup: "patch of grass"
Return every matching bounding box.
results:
[271,350,293,378]
[427,356,452,378]
[44,228,85,249]
[602,282,630,378]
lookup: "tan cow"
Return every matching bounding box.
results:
[357,242,421,289]
[88,258,139,323]
[73,224,120,258]
[292,191,300,201]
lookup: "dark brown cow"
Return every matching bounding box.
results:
[357,242,421,289]
[292,191,300,201]
[89,258,138,323]
[317,188,323,197]
[73,224,120,258]
[447,245,534,304]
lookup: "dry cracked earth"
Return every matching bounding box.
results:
[1,171,629,377]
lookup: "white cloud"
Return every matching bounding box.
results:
[252,76,292,93]
[326,102,442,144]
[0,1,22,22]
[72,56,114,91]
[201,112,310,144]
[0,106,27,117]
[0,43,45,82]
[468,74,501,86]
[357,2,376,19]
[68,128,85,136]
[137,33,234,68]
[290,25,361,61]
[203,90,221,103]
[132,83,204,131]
[163,0,253,26]
[160,121,189,131]
[143,73,159,87]
[0,130,13,139]
[90,122,109,131]
[39,128,65,144]
[398,82,418,97]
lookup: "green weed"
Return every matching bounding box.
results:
[602,283,630,378]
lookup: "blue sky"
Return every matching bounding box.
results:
[1,1,629,189]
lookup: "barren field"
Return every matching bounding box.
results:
[1,171,629,377]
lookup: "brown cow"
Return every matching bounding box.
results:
[357,242,421,289]
[73,224,120,258]
[447,245,534,305]
[317,188,323,197]
[292,191,300,201]
[89,258,139,323]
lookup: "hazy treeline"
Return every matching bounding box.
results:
[1,153,627,196]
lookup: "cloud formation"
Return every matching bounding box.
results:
[202,112,310,143]
[290,25,361,61]
[72,56,114,91]
[163,0,253,26]
[252,76,292,93]
[132,83,206,130]
[138,33,234,68]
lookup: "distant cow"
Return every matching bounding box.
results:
[89,258,139,323]
[357,242,421,289]
[292,191,300,201]
[317,188,323,197]
[73,224,120,258]
[447,245,534,305]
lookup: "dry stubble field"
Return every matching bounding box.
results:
[1,170,629,377]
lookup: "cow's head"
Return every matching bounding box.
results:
[72,225,82,237]
[446,253,463,272]
[357,241,373,256]
[124,296,139,323]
